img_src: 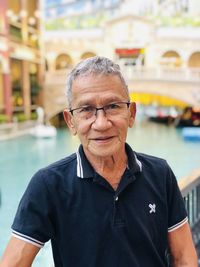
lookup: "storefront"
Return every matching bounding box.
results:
[0,43,12,122]
[115,47,145,66]
[10,45,43,121]
[0,0,44,123]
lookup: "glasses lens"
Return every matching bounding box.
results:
[74,106,95,119]
[72,102,129,120]
[105,102,129,116]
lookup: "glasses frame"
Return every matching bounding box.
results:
[69,101,131,118]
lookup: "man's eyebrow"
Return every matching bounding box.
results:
[75,101,93,107]
[76,96,126,107]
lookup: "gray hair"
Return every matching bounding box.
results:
[65,56,129,107]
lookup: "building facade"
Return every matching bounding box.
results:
[43,0,200,121]
[0,0,43,123]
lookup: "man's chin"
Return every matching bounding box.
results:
[88,144,121,158]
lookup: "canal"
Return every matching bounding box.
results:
[0,120,200,266]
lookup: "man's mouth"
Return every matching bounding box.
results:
[92,136,114,141]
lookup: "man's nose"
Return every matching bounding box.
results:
[94,107,106,116]
[91,109,112,130]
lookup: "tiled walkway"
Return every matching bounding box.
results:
[0,121,38,141]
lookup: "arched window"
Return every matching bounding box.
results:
[188,52,200,68]
[161,50,182,67]
[81,52,96,60]
[55,54,72,70]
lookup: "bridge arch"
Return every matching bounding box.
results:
[188,52,200,68]
[44,70,200,124]
[128,80,199,107]
[55,53,73,70]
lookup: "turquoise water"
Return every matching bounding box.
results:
[0,120,200,266]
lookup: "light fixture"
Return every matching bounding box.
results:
[31,34,38,41]
[0,42,8,52]
[34,10,40,18]
[11,15,19,23]
[20,10,27,18]
[6,10,13,18]
[28,17,36,25]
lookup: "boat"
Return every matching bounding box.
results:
[146,105,178,125]
[182,127,200,141]
[175,106,200,128]
[29,124,57,138]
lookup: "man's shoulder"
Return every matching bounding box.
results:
[43,152,77,171]
[136,152,166,164]
[32,152,77,186]
[134,152,176,191]
[135,151,169,172]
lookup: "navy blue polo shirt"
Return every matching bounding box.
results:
[12,143,187,267]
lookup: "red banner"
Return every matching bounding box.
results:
[115,48,141,56]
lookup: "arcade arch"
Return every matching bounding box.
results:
[55,53,72,70]
[188,52,200,68]
[81,52,96,60]
[161,50,182,67]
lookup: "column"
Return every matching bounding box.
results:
[3,56,12,121]
[3,73,12,121]
[22,60,31,118]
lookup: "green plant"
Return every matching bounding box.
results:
[15,113,28,122]
[31,81,41,96]
[0,114,8,123]
[31,111,38,120]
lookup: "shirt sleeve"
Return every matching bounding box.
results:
[166,163,188,232]
[11,170,55,247]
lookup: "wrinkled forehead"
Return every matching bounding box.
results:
[70,73,129,105]
[72,73,127,92]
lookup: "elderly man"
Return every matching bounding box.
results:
[0,56,198,267]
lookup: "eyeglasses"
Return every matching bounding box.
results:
[69,101,131,120]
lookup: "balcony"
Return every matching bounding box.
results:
[122,66,200,83]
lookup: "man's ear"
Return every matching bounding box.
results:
[63,109,77,135]
[129,102,136,128]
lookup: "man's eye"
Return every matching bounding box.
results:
[107,103,120,110]
[79,106,94,113]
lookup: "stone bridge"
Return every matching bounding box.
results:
[44,68,200,121]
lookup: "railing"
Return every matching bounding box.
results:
[122,66,200,82]
[45,67,200,86]
[179,168,200,251]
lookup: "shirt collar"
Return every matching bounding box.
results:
[76,143,142,179]
[76,145,94,178]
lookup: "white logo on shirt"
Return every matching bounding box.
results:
[149,203,156,213]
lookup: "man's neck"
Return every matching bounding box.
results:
[84,149,128,190]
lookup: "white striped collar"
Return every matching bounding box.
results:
[76,149,84,178]
[134,153,142,172]
[76,144,142,179]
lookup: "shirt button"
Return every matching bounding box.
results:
[115,196,119,201]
